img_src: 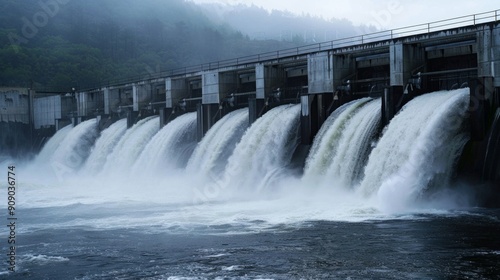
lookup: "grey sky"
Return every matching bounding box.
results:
[190,0,498,30]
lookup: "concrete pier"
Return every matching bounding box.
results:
[1,13,499,188]
[166,78,187,109]
[132,83,152,112]
[103,87,121,115]
[252,64,285,123]
[197,71,238,139]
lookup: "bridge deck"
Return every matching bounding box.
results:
[91,10,499,91]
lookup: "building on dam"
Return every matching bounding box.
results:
[1,11,499,194]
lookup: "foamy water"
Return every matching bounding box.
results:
[2,90,498,279]
[2,89,477,237]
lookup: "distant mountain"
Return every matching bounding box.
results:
[0,0,368,91]
[197,3,371,44]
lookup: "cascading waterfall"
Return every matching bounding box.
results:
[48,119,99,179]
[25,88,474,214]
[304,98,381,187]
[132,112,197,175]
[217,104,301,193]
[101,116,160,175]
[32,124,73,166]
[303,98,373,183]
[358,89,470,212]
[186,108,249,176]
[81,118,128,175]
[304,100,352,163]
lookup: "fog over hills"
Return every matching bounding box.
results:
[0,0,369,90]
[197,3,371,43]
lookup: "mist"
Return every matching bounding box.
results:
[0,0,367,91]
[196,3,372,43]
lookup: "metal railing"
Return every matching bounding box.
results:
[84,9,500,91]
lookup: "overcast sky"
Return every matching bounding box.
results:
[191,0,498,30]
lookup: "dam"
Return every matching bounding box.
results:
[1,11,499,206]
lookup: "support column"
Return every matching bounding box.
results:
[483,108,500,183]
[71,116,86,126]
[202,71,238,104]
[477,24,500,86]
[76,91,96,117]
[166,78,187,109]
[104,88,110,115]
[196,103,220,141]
[96,114,107,131]
[471,78,494,141]
[196,103,221,141]
[104,87,121,115]
[475,24,500,140]
[55,119,64,131]
[248,98,265,126]
[382,87,394,127]
[390,42,425,87]
[457,25,500,190]
[390,43,406,88]
[385,42,425,126]
[132,83,152,112]
[332,54,355,91]
[28,89,34,139]
[126,110,139,128]
[252,64,285,124]
[300,95,319,145]
[495,87,500,109]
[76,92,85,117]
[329,54,356,115]
[199,71,237,139]
[196,103,203,141]
[308,51,333,94]
[301,51,336,144]
[159,108,174,128]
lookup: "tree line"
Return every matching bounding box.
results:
[0,0,356,91]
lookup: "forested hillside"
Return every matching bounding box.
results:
[0,0,360,91]
[199,3,367,43]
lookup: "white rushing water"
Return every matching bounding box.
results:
[32,124,73,166]
[101,116,160,175]
[186,108,249,176]
[216,104,301,194]
[304,100,351,164]
[307,99,381,188]
[14,89,476,230]
[358,89,470,213]
[304,98,372,182]
[81,118,128,175]
[45,118,99,180]
[132,112,197,175]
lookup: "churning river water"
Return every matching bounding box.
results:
[1,89,499,279]
[1,199,499,279]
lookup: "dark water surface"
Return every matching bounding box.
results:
[3,209,499,279]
